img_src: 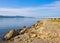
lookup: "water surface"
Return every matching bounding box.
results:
[0,18,41,37]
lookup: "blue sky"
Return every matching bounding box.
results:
[0,0,57,8]
[0,0,60,17]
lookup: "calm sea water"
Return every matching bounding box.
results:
[0,18,41,37]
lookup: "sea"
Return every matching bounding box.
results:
[0,18,42,37]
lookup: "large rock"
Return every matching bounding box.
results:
[4,30,15,40]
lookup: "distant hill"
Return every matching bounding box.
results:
[0,16,34,18]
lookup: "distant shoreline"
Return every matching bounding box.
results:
[0,16,35,18]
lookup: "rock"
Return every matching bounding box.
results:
[19,26,28,34]
[16,29,22,33]
[4,29,20,40]
[27,39,32,42]
[32,24,37,27]
[23,26,26,28]
[14,36,20,40]
[30,34,37,38]
[19,28,26,34]
[4,30,15,40]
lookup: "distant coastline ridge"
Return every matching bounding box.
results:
[0,15,34,18]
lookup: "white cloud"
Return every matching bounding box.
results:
[0,1,60,17]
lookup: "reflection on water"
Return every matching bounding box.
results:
[0,18,41,37]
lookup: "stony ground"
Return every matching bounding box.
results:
[3,19,60,43]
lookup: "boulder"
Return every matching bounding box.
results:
[4,30,15,40]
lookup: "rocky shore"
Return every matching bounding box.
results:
[1,18,60,43]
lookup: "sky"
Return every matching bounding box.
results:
[0,0,60,17]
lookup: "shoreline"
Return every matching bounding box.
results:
[1,18,60,43]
